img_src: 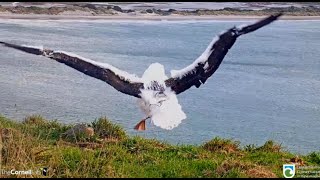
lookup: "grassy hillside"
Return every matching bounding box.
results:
[0,115,319,178]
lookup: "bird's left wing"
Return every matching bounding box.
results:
[165,13,283,95]
[0,42,145,98]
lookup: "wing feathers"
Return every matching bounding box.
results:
[0,42,144,98]
[165,13,282,95]
[1,13,283,97]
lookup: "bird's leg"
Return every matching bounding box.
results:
[134,116,151,131]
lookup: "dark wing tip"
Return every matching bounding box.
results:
[237,13,283,36]
[274,12,284,18]
[269,12,283,22]
[0,41,8,45]
[0,41,44,55]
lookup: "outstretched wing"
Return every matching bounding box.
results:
[0,42,144,98]
[165,13,283,95]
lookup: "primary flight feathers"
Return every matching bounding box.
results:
[1,13,282,97]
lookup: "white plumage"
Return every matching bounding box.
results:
[0,13,282,131]
[138,63,187,130]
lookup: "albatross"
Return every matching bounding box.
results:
[1,13,282,131]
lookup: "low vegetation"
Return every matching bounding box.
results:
[0,115,319,178]
[1,3,320,16]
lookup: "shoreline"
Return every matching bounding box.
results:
[1,14,320,21]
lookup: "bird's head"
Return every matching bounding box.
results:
[142,63,167,81]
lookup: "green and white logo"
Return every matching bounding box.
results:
[283,164,295,178]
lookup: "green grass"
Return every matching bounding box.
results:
[0,114,319,178]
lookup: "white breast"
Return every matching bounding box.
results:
[137,62,187,130]
[138,88,186,130]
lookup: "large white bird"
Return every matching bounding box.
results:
[1,13,282,130]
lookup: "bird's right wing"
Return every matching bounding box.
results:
[0,42,145,98]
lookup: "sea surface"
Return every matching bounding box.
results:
[0,19,319,154]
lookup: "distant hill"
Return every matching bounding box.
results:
[1,2,320,16]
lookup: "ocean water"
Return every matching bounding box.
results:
[0,19,319,154]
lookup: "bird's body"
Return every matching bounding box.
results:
[0,13,283,130]
[137,63,187,130]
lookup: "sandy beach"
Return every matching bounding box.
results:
[1,14,320,21]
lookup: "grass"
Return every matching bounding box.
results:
[0,114,319,178]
